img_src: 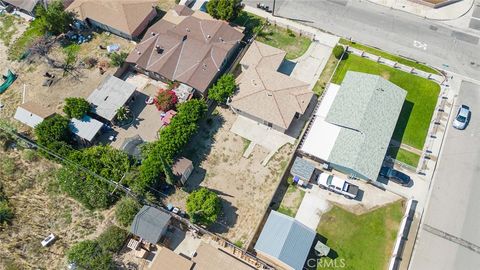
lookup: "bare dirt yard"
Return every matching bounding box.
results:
[167,108,294,246]
[0,149,115,269]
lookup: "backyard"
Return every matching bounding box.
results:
[166,108,294,246]
[331,54,440,165]
[315,200,404,270]
[276,182,306,217]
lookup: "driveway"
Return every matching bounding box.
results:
[290,41,333,89]
[295,186,331,230]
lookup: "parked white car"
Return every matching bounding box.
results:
[317,173,359,199]
[453,104,470,130]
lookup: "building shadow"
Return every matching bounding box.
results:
[391,101,414,145]
[354,189,364,202]
[303,234,340,270]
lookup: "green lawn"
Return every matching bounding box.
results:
[387,147,421,168]
[316,201,404,270]
[332,54,440,150]
[339,39,439,75]
[257,24,312,60]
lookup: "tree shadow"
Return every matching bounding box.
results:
[303,234,341,270]
[391,100,414,145]
[209,198,238,234]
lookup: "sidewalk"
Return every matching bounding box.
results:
[243,5,339,47]
[367,0,474,20]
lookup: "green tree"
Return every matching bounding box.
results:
[67,240,114,270]
[109,52,128,67]
[97,226,128,253]
[208,73,236,104]
[154,89,178,111]
[206,0,243,21]
[333,45,345,60]
[116,106,129,122]
[186,187,221,226]
[35,1,73,35]
[115,197,140,227]
[34,114,70,145]
[63,97,90,119]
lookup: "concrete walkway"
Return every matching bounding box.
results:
[367,0,474,20]
[345,46,445,83]
[290,41,333,89]
[295,187,331,230]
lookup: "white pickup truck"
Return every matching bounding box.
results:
[317,173,359,199]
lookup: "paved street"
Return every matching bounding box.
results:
[409,81,480,269]
[245,0,480,79]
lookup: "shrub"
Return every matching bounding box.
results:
[97,226,128,253]
[333,45,345,60]
[34,114,70,145]
[63,97,90,119]
[208,73,236,104]
[23,149,38,162]
[0,201,14,225]
[109,52,128,67]
[67,240,113,270]
[35,0,73,35]
[115,197,140,227]
[186,187,222,226]
[154,89,178,111]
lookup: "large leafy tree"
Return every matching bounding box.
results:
[97,226,128,253]
[57,146,131,209]
[67,240,114,270]
[35,0,73,35]
[115,197,140,227]
[63,97,90,119]
[206,0,243,21]
[34,114,70,145]
[208,73,236,104]
[186,187,222,226]
[136,100,207,193]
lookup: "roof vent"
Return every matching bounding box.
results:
[251,79,257,86]
[186,27,190,32]
[104,96,109,101]
[219,37,224,42]
[151,32,156,36]
[183,35,188,41]
[376,88,385,92]
[266,91,273,97]
[207,34,211,39]
[202,63,207,70]
[156,45,164,54]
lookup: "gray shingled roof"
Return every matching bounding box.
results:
[255,210,316,270]
[326,71,407,180]
[87,75,136,121]
[130,206,171,244]
[290,157,315,181]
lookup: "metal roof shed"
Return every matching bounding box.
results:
[290,157,315,182]
[87,75,136,121]
[69,116,103,142]
[13,102,54,128]
[130,205,171,244]
[255,210,316,270]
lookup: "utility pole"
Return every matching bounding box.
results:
[272,0,276,16]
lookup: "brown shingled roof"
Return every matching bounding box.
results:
[126,5,244,93]
[67,0,157,36]
[230,41,313,129]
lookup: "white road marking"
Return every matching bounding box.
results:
[413,40,428,50]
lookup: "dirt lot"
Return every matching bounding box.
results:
[167,108,294,246]
[0,149,114,269]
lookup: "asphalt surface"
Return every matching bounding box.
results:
[245,0,480,79]
[409,81,480,269]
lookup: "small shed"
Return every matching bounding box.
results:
[14,102,54,128]
[87,75,136,122]
[172,157,193,185]
[290,157,315,182]
[130,206,171,244]
[69,116,103,143]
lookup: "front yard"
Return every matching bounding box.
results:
[331,54,440,153]
[315,200,404,270]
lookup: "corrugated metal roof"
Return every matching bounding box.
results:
[69,116,103,142]
[290,157,315,181]
[255,210,316,270]
[14,102,54,128]
[326,71,407,180]
[87,75,136,121]
[130,205,171,244]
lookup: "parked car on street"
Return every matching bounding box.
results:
[453,104,470,130]
[379,166,411,186]
[317,173,359,199]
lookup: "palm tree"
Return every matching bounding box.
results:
[116,106,129,121]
